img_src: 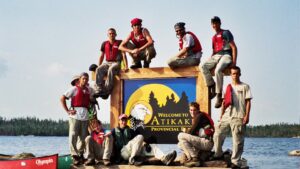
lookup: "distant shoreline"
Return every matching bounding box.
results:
[0,116,299,137]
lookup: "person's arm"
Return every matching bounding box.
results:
[119,34,133,53]
[98,52,105,66]
[137,28,153,51]
[189,114,201,135]
[229,41,237,66]
[243,99,251,125]
[60,95,76,115]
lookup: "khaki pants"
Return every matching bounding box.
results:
[200,54,232,94]
[95,61,120,94]
[168,52,202,68]
[85,135,113,161]
[177,132,213,159]
[127,42,156,65]
[120,135,144,163]
[142,144,165,160]
[213,118,245,166]
[69,118,88,156]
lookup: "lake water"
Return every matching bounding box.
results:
[0,136,299,169]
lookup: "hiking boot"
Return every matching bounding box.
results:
[72,155,81,166]
[143,61,150,68]
[162,150,177,166]
[84,159,95,166]
[215,93,223,108]
[209,84,216,99]
[103,159,111,166]
[129,156,143,166]
[184,157,201,167]
[130,62,142,69]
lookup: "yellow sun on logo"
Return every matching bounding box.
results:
[125,83,180,125]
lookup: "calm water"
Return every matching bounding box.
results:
[0,136,299,169]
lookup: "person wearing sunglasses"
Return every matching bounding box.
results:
[168,22,202,69]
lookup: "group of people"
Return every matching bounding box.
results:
[60,16,252,168]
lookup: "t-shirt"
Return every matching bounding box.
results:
[64,86,94,121]
[223,82,252,119]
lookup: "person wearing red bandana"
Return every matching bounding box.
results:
[119,18,156,69]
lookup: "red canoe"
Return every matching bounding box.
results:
[0,154,58,169]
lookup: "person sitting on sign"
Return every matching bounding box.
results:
[177,102,214,167]
[84,120,113,166]
[119,18,156,69]
[168,22,202,68]
[111,114,177,166]
[94,28,128,100]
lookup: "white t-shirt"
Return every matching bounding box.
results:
[182,33,195,48]
[64,86,94,121]
[223,82,253,119]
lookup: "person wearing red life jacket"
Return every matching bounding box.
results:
[119,18,156,69]
[94,28,127,99]
[168,22,203,69]
[177,102,214,167]
[84,120,113,166]
[200,16,238,109]
[60,72,95,165]
[213,66,252,168]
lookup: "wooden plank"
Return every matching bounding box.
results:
[70,165,227,169]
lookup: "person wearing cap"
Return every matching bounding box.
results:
[119,18,156,69]
[60,72,95,165]
[94,28,128,99]
[177,102,214,167]
[84,120,113,166]
[200,16,238,109]
[168,22,202,69]
[213,66,252,168]
[111,114,177,166]
[111,114,144,165]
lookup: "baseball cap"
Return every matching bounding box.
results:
[174,22,185,30]
[131,18,142,26]
[71,75,80,86]
[211,16,221,23]
[118,114,128,120]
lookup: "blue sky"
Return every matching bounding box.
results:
[0,0,299,125]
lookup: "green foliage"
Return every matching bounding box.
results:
[0,117,299,137]
[245,123,300,137]
[0,116,110,136]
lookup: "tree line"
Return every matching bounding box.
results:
[0,117,299,137]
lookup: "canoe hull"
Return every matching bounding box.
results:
[0,154,58,169]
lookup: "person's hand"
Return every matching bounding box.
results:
[124,67,129,72]
[68,110,76,115]
[131,48,140,55]
[243,116,249,125]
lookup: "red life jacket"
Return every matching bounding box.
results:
[92,130,105,144]
[71,86,90,108]
[202,113,215,136]
[179,31,202,53]
[212,29,225,54]
[130,28,148,48]
[104,40,121,62]
[223,84,233,110]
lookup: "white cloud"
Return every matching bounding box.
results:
[45,62,70,76]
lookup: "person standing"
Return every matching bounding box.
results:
[168,22,202,68]
[177,102,214,167]
[119,18,156,69]
[95,28,127,99]
[213,66,252,168]
[200,16,238,108]
[84,120,113,166]
[60,72,94,165]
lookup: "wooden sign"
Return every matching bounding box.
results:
[110,66,210,144]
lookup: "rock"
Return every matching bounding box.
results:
[288,150,300,156]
